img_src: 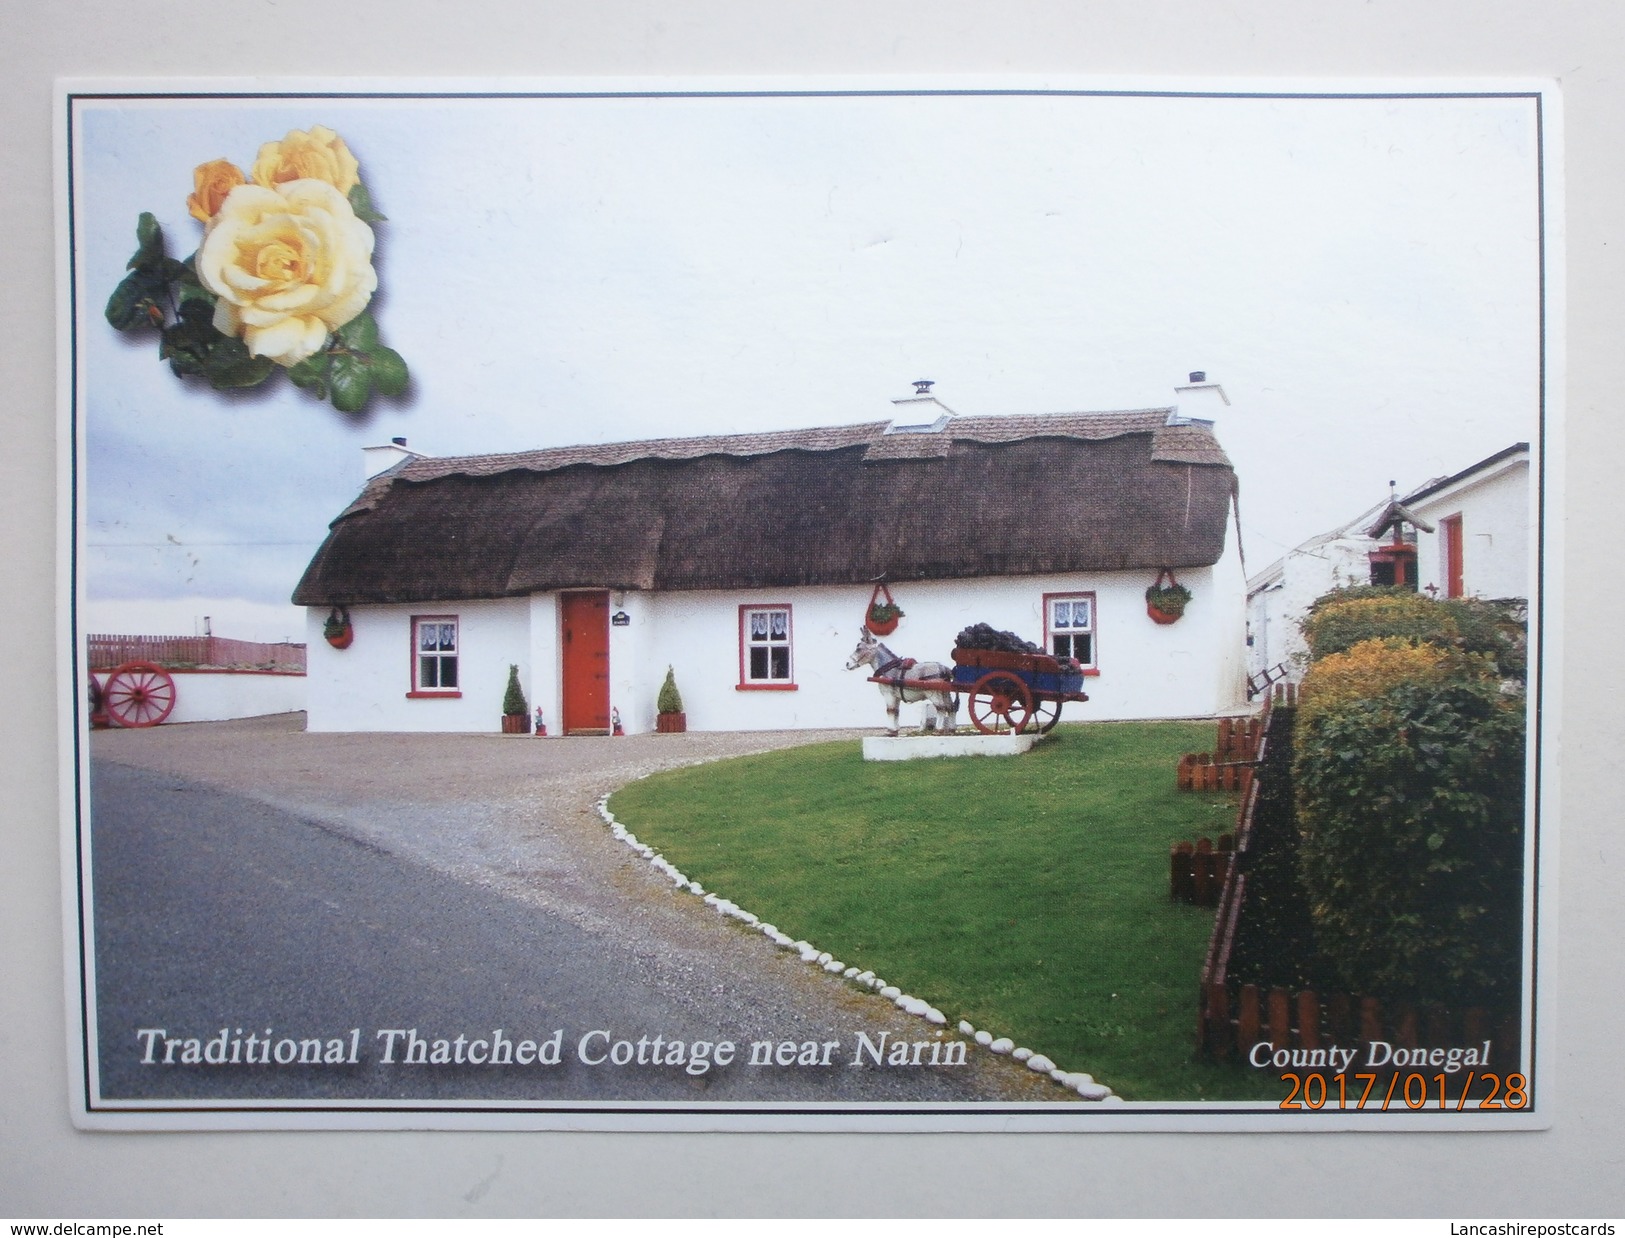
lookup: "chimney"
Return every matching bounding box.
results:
[1169,371,1230,425]
[885,380,956,434]
[362,436,424,482]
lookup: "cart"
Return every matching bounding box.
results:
[89,661,178,728]
[949,646,1089,735]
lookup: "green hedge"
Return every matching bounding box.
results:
[1302,591,1460,661]
[1293,676,1525,1006]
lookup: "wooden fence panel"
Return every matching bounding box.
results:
[88,633,306,673]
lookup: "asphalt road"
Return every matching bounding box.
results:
[85,718,1065,1109]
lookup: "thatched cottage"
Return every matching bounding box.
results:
[293,382,1248,733]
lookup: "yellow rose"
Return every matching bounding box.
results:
[196,179,377,367]
[186,159,246,223]
[250,125,361,196]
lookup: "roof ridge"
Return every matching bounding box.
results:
[402,407,1193,480]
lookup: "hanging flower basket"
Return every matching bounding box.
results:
[865,583,904,636]
[1146,570,1192,625]
[323,605,354,649]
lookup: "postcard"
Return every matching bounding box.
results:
[58,78,1559,1130]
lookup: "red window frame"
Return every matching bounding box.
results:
[737,604,797,690]
[407,614,462,698]
[1042,591,1101,675]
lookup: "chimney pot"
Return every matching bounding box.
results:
[912,379,934,396]
[392,436,407,447]
[1189,371,1206,383]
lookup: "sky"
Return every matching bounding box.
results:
[70,86,1547,643]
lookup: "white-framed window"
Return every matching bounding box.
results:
[411,615,460,696]
[738,604,795,689]
[1044,593,1098,671]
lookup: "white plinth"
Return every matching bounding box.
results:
[861,732,1043,761]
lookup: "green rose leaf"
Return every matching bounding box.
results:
[176,297,215,326]
[129,212,165,271]
[158,310,224,376]
[348,182,387,223]
[203,336,276,390]
[286,353,330,399]
[335,310,380,353]
[367,346,409,397]
[105,269,164,331]
[329,352,374,412]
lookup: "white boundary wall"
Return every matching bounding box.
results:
[164,670,306,724]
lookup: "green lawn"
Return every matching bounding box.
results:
[608,722,1282,1101]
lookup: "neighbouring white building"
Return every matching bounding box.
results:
[1246,443,1530,686]
[295,382,1250,734]
[1404,443,1530,603]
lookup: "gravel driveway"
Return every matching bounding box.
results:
[88,713,1070,1106]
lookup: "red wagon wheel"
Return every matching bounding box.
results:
[1029,698,1063,734]
[967,671,1034,735]
[102,661,177,728]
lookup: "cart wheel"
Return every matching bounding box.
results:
[102,661,176,728]
[1030,699,1063,734]
[968,672,1034,735]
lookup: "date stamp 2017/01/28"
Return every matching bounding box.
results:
[1278,1072,1529,1112]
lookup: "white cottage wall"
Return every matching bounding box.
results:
[527,592,561,735]
[608,565,1244,735]
[1246,532,1376,680]
[1409,458,1530,600]
[304,598,531,732]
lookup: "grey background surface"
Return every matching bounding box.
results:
[3,0,1619,1218]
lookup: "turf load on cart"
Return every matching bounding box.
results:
[946,623,1089,734]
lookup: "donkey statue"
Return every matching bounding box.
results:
[845,628,959,737]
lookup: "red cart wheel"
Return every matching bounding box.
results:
[1030,698,1063,734]
[102,661,177,728]
[968,671,1034,735]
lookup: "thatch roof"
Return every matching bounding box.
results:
[293,409,1236,605]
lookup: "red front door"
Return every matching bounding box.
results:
[561,591,611,734]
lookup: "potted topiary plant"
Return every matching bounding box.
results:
[323,605,353,649]
[655,665,686,733]
[1146,570,1192,625]
[501,664,530,733]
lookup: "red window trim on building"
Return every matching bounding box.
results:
[737,603,797,690]
[408,614,462,698]
[1042,591,1102,675]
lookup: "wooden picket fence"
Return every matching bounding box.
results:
[1169,835,1234,906]
[1176,754,1254,793]
[1175,702,1287,791]
[88,633,306,674]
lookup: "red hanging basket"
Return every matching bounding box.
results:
[1145,570,1192,625]
[865,583,904,636]
[323,605,354,649]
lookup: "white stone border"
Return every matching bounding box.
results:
[595,792,1118,1103]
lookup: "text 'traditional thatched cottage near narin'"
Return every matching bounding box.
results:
[294,382,1248,733]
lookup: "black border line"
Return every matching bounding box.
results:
[65,83,1552,1124]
